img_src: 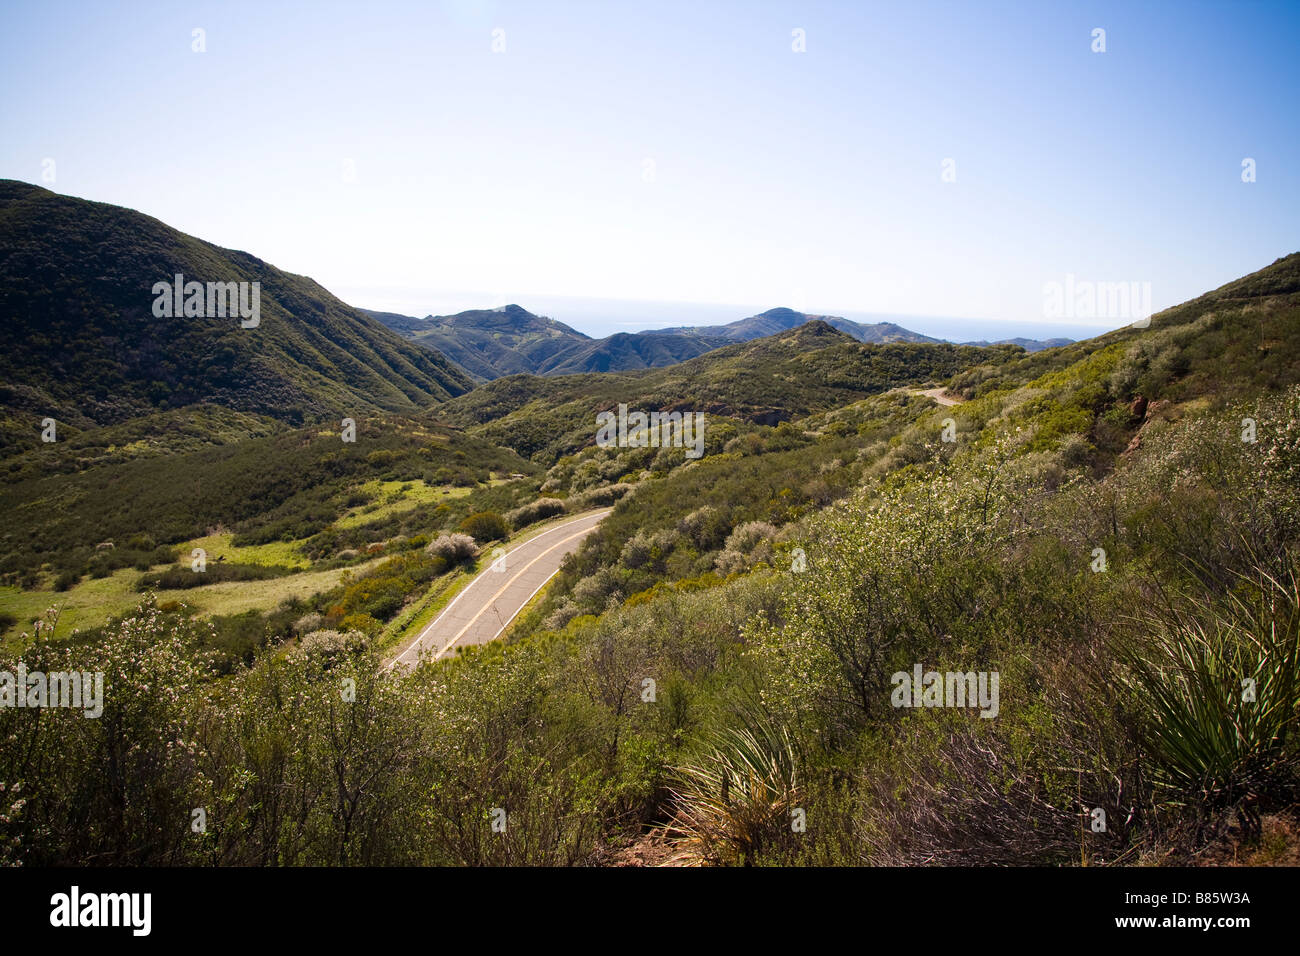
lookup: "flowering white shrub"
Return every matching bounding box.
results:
[425,533,479,562]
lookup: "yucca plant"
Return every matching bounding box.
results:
[665,710,801,866]
[1115,563,1300,815]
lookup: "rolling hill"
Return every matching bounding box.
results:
[664,306,943,344]
[435,320,1010,460]
[4,214,1299,869]
[960,335,1074,351]
[0,181,473,453]
[363,304,593,381]
[534,329,728,374]
[369,301,1071,380]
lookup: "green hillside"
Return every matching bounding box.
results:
[371,303,959,381]
[536,329,728,375]
[0,415,536,588]
[0,181,473,455]
[366,304,592,381]
[438,320,1013,461]
[3,250,1299,869]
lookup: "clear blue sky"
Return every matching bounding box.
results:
[2,0,1297,339]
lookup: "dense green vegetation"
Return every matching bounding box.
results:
[527,391,931,628]
[437,320,1012,461]
[136,561,296,592]
[0,404,281,483]
[372,304,951,382]
[367,304,599,381]
[3,248,1299,867]
[0,416,536,590]
[0,180,472,458]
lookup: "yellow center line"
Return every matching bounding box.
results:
[385,510,609,669]
[433,524,597,660]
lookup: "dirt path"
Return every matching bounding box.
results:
[915,387,963,406]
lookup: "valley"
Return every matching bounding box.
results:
[368,302,1071,382]
[1,183,1298,870]
[4,8,1299,949]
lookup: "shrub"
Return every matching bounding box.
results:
[723,520,778,555]
[572,568,621,609]
[425,533,480,563]
[340,613,382,637]
[135,562,291,592]
[293,612,324,635]
[1059,433,1093,469]
[667,709,802,866]
[1113,563,1300,814]
[293,628,369,672]
[543,600,583,632]
[458,511,509,543]
[619,528,678,571]
[858,711,1095,866]
[714,521,778,575]
[506,497,566,530]
[678,506,728,550]
[572,483,633,509]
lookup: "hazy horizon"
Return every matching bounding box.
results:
[345,286,1118,342]
[3,0,1296,333]
[4,0,1300,898]
[5,166,1281,343]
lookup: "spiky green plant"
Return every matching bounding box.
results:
[665,710,801,866]
[1115,563,1300,812]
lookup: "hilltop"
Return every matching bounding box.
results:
[370,300,1071,380]
[436,320,1009,460]
[3,232,1299,869]
[670,306,943,345]
[0,181,473,454]
[364,304,592,381]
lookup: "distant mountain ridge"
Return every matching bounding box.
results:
[362,304,592,381]
[661,306,943,345]
[436,318,998,460]
[961,336,1074,350]
[369,303,1071,380]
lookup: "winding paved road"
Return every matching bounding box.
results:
[387,509,611,669]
